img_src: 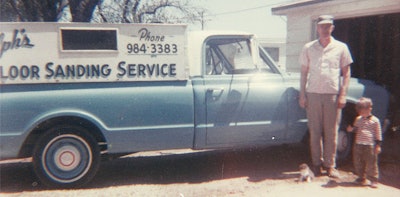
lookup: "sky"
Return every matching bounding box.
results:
[189,0,294,38]
[61,0,292,38]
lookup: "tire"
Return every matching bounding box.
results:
[336,105,357,164]
[336,128,353,164]
[32,125,100,188]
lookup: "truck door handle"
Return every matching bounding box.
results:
[207,88,224,100]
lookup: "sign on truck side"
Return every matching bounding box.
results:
[0,23,187,84]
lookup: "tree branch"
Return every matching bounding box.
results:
[9,0,25,21]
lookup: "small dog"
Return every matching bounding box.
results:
[298,163,315,183]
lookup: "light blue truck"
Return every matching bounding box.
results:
[0,22,390,188]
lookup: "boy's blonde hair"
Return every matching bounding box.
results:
[356,97,373,110]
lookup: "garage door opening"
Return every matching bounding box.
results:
[333,13,400,127]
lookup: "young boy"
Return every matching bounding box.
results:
[347,97,382,188]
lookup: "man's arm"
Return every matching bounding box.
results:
[299,64,309,108]
[338,65,351,108]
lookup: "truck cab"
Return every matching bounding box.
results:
[188,31,305,149]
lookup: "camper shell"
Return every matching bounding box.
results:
[0,22,187,84]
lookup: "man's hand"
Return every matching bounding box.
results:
[299,94,307,108]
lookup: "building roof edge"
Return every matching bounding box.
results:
[272,0,332,14]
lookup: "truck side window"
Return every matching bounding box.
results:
[205,44,231,75]
[205,38,257,75]
[258,47,279,74]
[61,29,118,51]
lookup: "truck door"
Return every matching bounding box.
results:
[201,37,288,147]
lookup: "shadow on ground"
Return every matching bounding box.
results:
[1,132,399,193]
[0,144,308,192]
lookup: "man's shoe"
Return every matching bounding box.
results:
[354,177,364,183]
[328,168,340,178]
[312,165,322,176]
[370,181,379,188]
[354,177,367,185]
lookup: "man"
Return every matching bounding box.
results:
[299,15,353,178]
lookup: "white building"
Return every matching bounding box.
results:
[272,0,400,72]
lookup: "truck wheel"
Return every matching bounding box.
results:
[336,105,357,164]
[32,125,100,188]
[336,127,353,164]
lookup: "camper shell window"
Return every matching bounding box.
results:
[61,28,118,51]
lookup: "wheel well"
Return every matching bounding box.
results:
[18,116,107,158]
[341,102,358,128]
[301,102,358,143]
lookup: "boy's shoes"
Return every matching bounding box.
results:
[327,168,340,178]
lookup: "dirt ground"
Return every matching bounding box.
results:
[0,132,399,197]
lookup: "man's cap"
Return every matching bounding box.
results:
[317,15,334,25]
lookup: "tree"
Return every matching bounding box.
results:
[0,0,59,21]
[93,0,207,24]
[69,0,100,22]
[0,0,98,22]
[0,0,207,25]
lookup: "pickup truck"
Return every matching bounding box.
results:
[0,22,390,188]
